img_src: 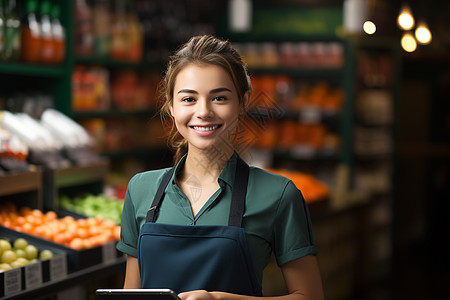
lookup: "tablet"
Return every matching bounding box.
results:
[96,289,181,300]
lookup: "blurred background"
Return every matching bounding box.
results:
[0,0,449,299]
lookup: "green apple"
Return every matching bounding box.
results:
[16,257,29,267]
[10,260,23,269]
[0,239,12,254]
[0,263,12,272]
[13,238,28,250]
[1,250,17,264]
[39,249,54,260]
[24,245,38,260]
[14,249,26,259]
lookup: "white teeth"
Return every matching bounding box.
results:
[193,125,219,131]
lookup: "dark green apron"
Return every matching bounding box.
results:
[137,157,262,296]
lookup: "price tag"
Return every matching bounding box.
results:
[4,268,21,296]
[50,254,68,281]
[300,107,321,123]
[25,262,42,289]
[102,242,116,264]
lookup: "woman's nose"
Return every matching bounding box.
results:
[196,99,213,118]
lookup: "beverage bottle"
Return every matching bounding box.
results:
[51,2,65,64]
[92,0,110,57]
[2,0,21,61]
[125,0,142,62]
[0,0,5,58]
[20,0,41,63]
[110,0,127,60]
[39,0,55,63]
[75,0,93,55]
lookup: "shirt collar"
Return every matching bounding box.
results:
[170,151,239,188]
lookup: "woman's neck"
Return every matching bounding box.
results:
[183,147,234,185]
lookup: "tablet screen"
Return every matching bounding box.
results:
[96,289,181,300]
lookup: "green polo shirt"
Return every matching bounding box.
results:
[117,152,317,285]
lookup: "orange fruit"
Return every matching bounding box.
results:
[69,238,84,250]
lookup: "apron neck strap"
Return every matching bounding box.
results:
[146,155,250,227]
[228,156,249,227]
[146,166,175,223]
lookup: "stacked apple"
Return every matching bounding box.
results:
[0,238,54,272]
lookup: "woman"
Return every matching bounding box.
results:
[116,35,324,300]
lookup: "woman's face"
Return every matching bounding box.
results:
[170,64,246,153]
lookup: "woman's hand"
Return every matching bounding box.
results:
[178,290,217,300]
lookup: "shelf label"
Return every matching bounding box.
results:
[50,254,68,281]
[102,242,116,264]
[300,107,322,123]
[3,268,22,296]
[25,262,42,289]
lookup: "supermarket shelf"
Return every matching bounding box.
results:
[0,171,42,197]
[250,66,344,78]
[46,160,109,188]
[71,109,157,119]
[74,55,160,71]
[0,62,65,77]
[43,160,109,210]
[3,256,126,300]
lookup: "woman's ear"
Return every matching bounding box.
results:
[241,91,251,115]
[169,104,174,117]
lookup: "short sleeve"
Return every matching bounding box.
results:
[273,180,318,266]
[116,174,140,257]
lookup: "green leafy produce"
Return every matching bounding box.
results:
[59,194,124,224]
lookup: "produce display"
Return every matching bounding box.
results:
[265,169,329,202]
[58,194,123,225]
[0,202,120,250]
[0,237,54,272]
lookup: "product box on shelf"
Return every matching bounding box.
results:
[0,228,67,298]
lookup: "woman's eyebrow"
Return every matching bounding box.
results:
[177,87,232,94]
[177,89,198,94]
[210,87,232,93]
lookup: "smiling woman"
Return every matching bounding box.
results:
[115,35,324,300]
[169,64,245,157]
[159,35,252,164]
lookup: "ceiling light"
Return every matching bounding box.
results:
[397,4,415,30]
[415,21,432,44]
[363,21,376,35]
[401,32,417,52]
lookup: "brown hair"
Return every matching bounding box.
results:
[158,35,252,164]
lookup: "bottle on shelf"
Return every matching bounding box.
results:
[75,0,93,56]
[39,0,55,63]
[2,0,21,61]
[51,2,65,64]
[20,0,41,63]
[92,0,111,57]
[110,0,127,60]
[125,0,143,62]
[0,0,5,57]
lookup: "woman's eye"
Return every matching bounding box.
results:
[182,97,195,103]
[212,96,226,101]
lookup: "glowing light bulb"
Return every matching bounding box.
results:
[363,21,376,35]
[398,5,415,30]
[401,32,417,52]
[415,22,432,44]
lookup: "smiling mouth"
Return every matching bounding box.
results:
[191,125,221,131]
